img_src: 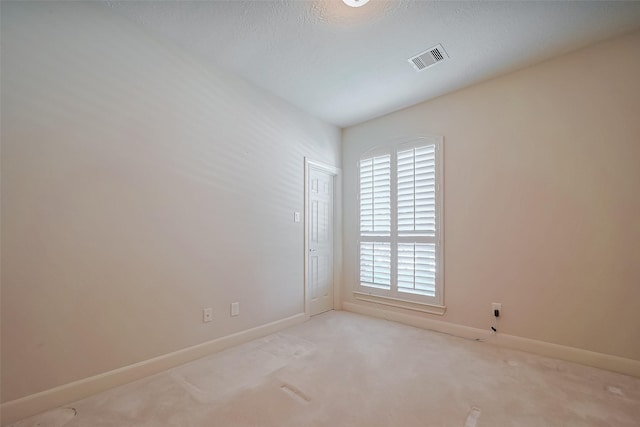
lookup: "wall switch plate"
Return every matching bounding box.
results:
[203,308,213,323]
[294,211,301,223]
[231,302,240,317]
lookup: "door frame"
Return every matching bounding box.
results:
[304,157,342,318]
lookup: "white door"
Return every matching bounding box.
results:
[307,167,334,316]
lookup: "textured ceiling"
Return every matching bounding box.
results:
[104,1,640,127]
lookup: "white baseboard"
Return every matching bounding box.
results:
[342,302,640,378]
[1,313,308,426]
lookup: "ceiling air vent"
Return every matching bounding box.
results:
[408,44,449,72]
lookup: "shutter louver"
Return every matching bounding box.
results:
[397,145,436,236]
[397,243,436,296]
[360,155,391,236]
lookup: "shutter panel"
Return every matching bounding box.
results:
[360,155,391,235]
[360,242,391,289]
[397,243,436,296]
[358,140,442,303]
[397,145,436,236]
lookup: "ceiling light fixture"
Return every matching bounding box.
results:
[343,0,370,7]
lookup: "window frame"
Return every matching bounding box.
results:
[356,136,445,311]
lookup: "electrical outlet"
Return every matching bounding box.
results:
[231,302,240,317]
[492,303,502,317]
[203,308,213,323]
[294,211,301,223]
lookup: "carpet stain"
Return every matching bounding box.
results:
[9,407,77,427]
[605,385,625,396]
[169,333,316,404]
[280,383,311,404]
[463,407,481,427]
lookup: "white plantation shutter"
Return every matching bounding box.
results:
[359,155,391,235]
[358,138,443,305]
[397,243,436,296]
[359,155,391,289]
[396,144,438,298]
[397,145,436,236]
[360,242,391,289]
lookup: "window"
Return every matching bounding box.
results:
[358,137,443,307]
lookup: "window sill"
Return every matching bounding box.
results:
[353,291,447,316]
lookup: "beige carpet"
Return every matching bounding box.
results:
[9,311,640,426]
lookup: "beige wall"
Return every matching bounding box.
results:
[0,2,340,402]
[342,30,640,361]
